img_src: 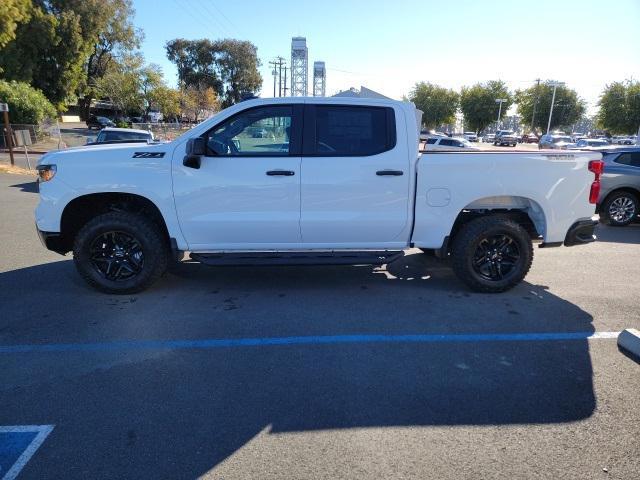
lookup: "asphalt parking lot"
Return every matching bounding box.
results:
[0,172,639,479]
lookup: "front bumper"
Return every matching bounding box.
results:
[564,219,598,246]
[36,226,68,255]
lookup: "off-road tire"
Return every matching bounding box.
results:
[73,211,168,294]
[451,216,533,293]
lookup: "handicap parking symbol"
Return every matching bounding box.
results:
[0,426,53,480]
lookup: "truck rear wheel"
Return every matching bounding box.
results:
[451,216,533,293]
[73,211,168,294]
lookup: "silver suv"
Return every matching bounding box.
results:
[539,134,575,150]
[494,130,518,147]
[598,148,640,226]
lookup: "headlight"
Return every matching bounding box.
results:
[36,164,57,182]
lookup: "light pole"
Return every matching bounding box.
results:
[495,98,507,131]
[546,81,565,134]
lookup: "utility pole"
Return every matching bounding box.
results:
[495,98,507,130]
[283,66,288,97]
[276,56,286,97]
[1,103,14,166]
[546,81,565,134]
[268,60,278,97]
[530,78,540,133]
[269,57,286,98]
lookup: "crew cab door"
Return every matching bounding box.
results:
[172,104,303,250]
[300,104,411,248]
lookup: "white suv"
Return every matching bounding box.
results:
[422,136,479,151]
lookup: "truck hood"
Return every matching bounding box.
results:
[37,142,171,166]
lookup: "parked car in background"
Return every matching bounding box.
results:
[420,130,448,141]
[617,137,635,145]
[87,128,154,145]
[86,115,115,130]
[538,134,576,150]
[463,132,478,142]
[494,130,518,147]
[421,136,480,151]
[598,147,640,226]
[521,133,539,144]
[483,134,496,143]
[571,139,610,149]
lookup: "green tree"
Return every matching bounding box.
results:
[165,38,262,107]
[78,0,141,119]
[0,0,32,48]
[515,81,585,133]
[460,80,512,133]
[0,5,86,110]
[0,0,140,112]
[597,80,640,135]
[96,54,144,116]
[215,39,262,107]
[139,63,163,117]
[149,85,181,121]
[408,82,459,129]
[0,79,56,123]
[181,84,219,122]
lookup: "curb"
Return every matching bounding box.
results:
[617,329,640,361]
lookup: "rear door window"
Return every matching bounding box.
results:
[614,153,640,167]
[310,105,396,156]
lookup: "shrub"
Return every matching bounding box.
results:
[0,80,57,124]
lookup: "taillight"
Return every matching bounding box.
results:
[589,160,604,176]
[588,159,604,204]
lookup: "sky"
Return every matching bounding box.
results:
[133,0,640,115]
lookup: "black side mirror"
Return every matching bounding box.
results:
[186,137,206,156]
[183,137,206,168]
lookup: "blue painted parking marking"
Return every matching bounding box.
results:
[0,331,619,354]
[0,426,53,480]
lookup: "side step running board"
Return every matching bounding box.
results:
[189,251,404,267]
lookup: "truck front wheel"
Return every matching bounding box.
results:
[73,211,168,294]
[451,216,533,293]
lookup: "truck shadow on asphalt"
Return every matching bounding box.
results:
[595,223,640,244]
[0,255,596,478]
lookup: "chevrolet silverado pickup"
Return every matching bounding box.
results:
[35,97,603,294]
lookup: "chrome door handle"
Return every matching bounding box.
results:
[376,170,404,176]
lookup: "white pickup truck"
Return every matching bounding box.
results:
[35,97,603,294]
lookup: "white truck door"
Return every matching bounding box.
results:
[300,104,411,248]
[172,104,303,250]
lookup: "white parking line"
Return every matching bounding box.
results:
[0,425,54,480]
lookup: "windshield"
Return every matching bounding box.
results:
[97,131,151,142]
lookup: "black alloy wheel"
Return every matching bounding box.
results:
[89,231,144,281]
[472,233,521,281]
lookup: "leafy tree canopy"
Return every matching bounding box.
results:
[515,81,585,133]
[0,0,140,112]
[0,0,32,48]
[166,38,262,108]
[597,80,640,135]
[408,82,459,129]
[0,79,56,123]
[460,80,512,133]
